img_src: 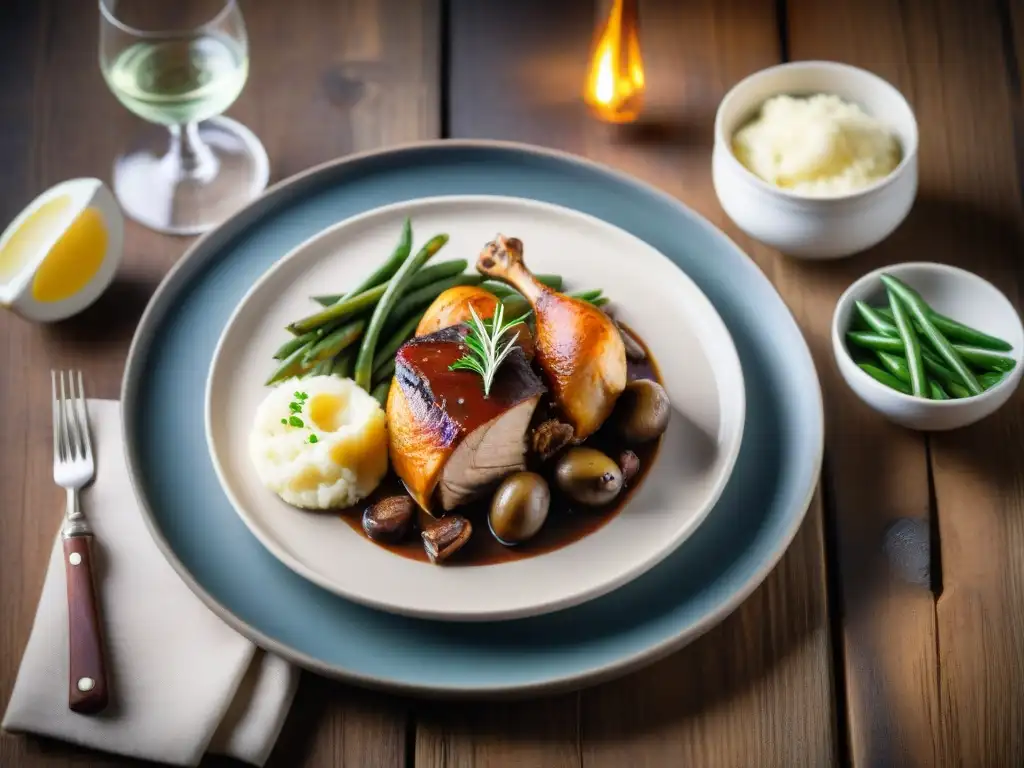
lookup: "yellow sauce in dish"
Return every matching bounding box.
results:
[31,206,108,303]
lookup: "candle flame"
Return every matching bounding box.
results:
[583,0,645,123]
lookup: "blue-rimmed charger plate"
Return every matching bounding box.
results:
[122,140,823,697]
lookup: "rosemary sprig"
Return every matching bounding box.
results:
[448,303,529,397]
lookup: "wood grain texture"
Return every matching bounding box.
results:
[0,0,438,766]
[789,0,1024,765]
[783,1,942,765]
[430,1,837,766]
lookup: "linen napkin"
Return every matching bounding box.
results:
[2,399,299,766]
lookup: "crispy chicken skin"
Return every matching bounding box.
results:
[477,235,626,440]
[415,285,499,337]
[386,325,545,513]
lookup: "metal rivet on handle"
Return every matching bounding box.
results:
[69,553,82,566]
[77,677,95,692]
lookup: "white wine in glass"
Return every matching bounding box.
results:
[99,0,268,235]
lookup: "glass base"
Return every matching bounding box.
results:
[112,116,269,236]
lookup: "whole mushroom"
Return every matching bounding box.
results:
[489,472,550,545]
[555,447,624,507]
[613,379,671,443]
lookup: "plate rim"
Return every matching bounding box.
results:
[202,193,748,622]
[121,138,824,697]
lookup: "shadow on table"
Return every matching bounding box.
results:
[44,275,156,348]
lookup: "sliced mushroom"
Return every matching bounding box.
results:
[421,515,473,563]
[530,418,575,461]
[362,496,415,543]
[617,449,641,486]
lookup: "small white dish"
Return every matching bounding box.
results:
[205,195,746,622]
[712,60,919,259]
[832,262,1024,431]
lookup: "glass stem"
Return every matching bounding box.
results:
[166,122,218,182]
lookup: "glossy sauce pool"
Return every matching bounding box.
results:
[339,325,663,565]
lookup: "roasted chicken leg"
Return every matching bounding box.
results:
[477,235,626,440]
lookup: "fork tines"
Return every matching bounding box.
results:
[51,370,93,464]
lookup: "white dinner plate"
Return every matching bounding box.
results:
[204,195,745,621]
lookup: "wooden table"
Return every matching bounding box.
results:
[3,0,1023,765]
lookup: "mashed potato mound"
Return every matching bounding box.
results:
[732,93,901,196]
[249,375,389,509]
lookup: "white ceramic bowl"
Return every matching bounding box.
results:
[712,61,919,259]
[832,262,1024,430]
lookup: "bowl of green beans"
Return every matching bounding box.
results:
[832,262,1023,430]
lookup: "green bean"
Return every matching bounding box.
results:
[266,343,314,385]
[536,274,564,290]
[312,358,334,376]
[372,311,426,377]
[920,349,971,398]
[371,379,391,408]
[875,306,1012,352]
[979,371,1006,389]
[871,305,1015,369]
[875,351,912,384]
[355,234,449,390]
[373,357,396,387]
[273,332,317,360]
[313,259,473,307]
[951,345,1017,372]
[881,275,982,395]
[885,285,927,397]
[848,331,1013,374]
[383,274,484,334]
[312,295,342,308]
[858,363,912,394]
[863,344,971,397]
[592,297,610,307]
[930,381,949,400]
[287,283,386,334]
[303,319,366,364]
[500,296,530,317]
[854,300,898,336]
[482,283,519,299]
[331,350,355,378]
[569,289,603,302]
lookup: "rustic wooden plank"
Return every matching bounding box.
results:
[905,2,1024,765]
[790,0,1024,766]
[782,1,943,766]
[429,1,837,766]
[0,1,438,767]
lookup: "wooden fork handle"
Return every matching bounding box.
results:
[63,535,109,714]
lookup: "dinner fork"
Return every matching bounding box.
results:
[52,371,109,715]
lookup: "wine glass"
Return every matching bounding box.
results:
[99,0,268,235]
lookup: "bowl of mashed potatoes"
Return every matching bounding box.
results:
[712,61,918,259]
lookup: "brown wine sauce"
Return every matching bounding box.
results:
[338,324,664,565]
